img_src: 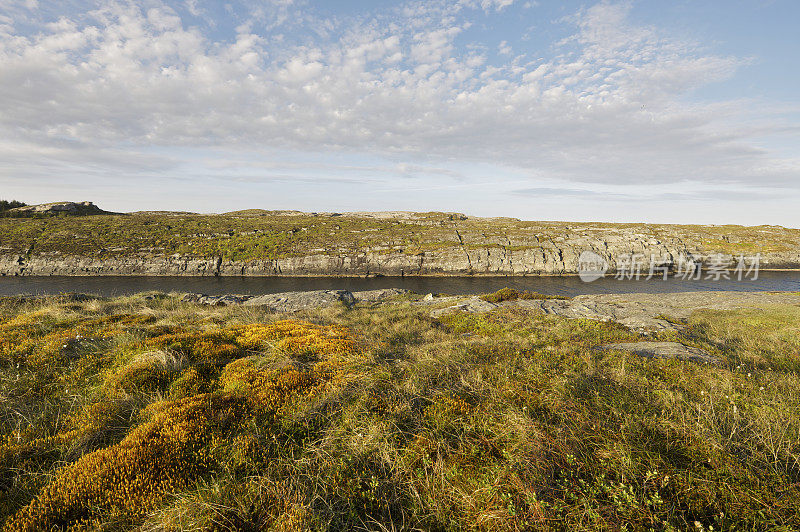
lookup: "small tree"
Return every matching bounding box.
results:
[0,199,26,212]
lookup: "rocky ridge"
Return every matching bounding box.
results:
[5,201,113,217]
[2,209,799,276]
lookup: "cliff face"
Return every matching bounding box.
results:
[2,212,798,276]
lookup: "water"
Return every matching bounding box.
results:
[1,271,799,298]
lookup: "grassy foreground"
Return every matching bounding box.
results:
[1,293,799,531]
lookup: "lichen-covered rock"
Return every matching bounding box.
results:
[183,290,356,311]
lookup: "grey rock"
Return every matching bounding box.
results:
[243,290,356,311]
[500,291,800,332]
[183,290,356,311]
[182,294,254,306]
[600,341,721,365]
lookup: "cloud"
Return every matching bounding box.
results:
[0,0,797,195]
[512,186,781,202]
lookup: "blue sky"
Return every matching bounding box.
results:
[1,0,798,225]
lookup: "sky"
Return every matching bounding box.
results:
[1,0,798,225]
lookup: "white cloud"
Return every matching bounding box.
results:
[0,0,797,201]
[498,40,511,55]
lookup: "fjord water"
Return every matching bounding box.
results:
[1,271,799,297]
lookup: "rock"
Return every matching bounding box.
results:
[600,342,721,365]
[503,298,675,332]
[500,291,800,333]
[6,201,114,217]
[430,297,498,317]
[423,293,436,301]
[351,288,409,302]
[182,294,254,306]
[184,290,356,311]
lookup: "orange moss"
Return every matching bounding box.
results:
[4,394,229,531]
[3,318,356,531]
[234,320,354,358]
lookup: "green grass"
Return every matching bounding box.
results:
[1,293,799,530]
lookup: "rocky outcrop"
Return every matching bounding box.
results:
[600,342,721,365]
[5,201,113,217]
[1,211,798,276]
[183,290,357,311]
[428,290,800,333]
[181,288,409,311]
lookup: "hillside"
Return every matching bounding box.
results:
[1,209,799,276]
[2,201,113,218]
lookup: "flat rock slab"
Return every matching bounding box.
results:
[183,288,410,311]
[503,298,675,332]
[183,290,356,311]
[600,341,721,365]
[500,291,800,332]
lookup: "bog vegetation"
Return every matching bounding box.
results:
[0,292,799,530]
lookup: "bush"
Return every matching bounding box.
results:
[0,200,25,212]
[480,287,567,303]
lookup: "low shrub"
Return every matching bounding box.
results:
[480,287,567,303]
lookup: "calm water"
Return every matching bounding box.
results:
[1,272,799,297]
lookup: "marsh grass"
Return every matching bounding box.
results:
[0,293,798,530]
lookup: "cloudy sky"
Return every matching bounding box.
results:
[1,0,798,224]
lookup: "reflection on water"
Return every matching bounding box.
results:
[1,272,799,297]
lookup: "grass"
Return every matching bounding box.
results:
[0,292,799,530]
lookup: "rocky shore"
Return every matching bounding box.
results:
[2,209,799,276]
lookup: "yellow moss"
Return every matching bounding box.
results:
[219,357,341,417]
[4,394,232,531]
[234,320,354,358]
[145,330,241,363]
[168,367,209,399]
[2,317,356,531]
[103,359,173,396]
[272,503,308,532]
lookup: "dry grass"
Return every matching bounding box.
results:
[1,293,799,530]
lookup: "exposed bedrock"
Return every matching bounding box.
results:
[2,223,798,276]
